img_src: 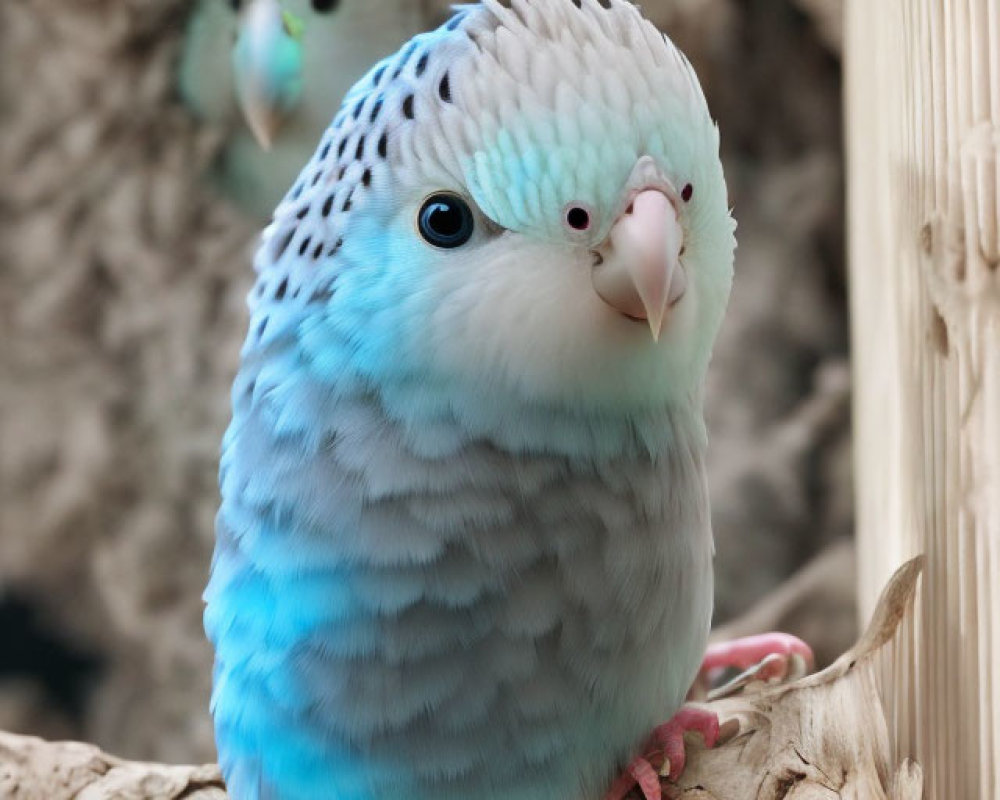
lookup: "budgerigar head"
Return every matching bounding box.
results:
[248,0,736,416]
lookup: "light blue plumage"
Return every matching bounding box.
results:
[205,1,736,798]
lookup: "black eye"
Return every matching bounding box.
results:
[418,194,474,249]
[311,0,341,12]
[681,183,694,202]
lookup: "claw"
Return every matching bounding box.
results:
[652,706,720,778]
[603,706,720,800]
[605,756,662,800]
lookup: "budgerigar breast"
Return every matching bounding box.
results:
[205,1,723,798]
[209,384,712,799]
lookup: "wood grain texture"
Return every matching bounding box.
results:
[846,0,1000,797]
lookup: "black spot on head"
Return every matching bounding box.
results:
[361,168,372,187]
[392,41,418,80]
[355,136,366,160]
[370,95,384,123]
[313,241,325,259]
[256,317,268,340]
[597,0,612,7]
[372,64,387,86]
[342,192,353,212]
[309,279,336,304]
[275,277,288,300]
[296,206,309,220]
[402,94,415,119]
[338,165,347,180]
[311,170,322,186]
[352,97,365,120]
[318,140,331,160]
[397,41,418,70]
[322,195,334,217]
[377,132,388,158]
[337,138,348,159]
[327,237,344,257]
[445,11,466,30]
[415,52,429,77]
[245,379,256,397]
[291,182,304,200]
[439,73,452,103]
[298,236,312,257]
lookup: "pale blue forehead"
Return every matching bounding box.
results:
[461,100,700,241]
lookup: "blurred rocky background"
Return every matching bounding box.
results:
[0,0,850,766]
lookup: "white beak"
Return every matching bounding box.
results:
[592,189,686,341]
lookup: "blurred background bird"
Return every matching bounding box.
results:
[178,0,451,218]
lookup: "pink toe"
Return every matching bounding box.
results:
[607,706,720,798]
[702,632,815,675]
[603,756,662,800]
[652,706,720,777]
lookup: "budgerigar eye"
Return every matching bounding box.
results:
[417,194,474,249]
[311,0,341,12]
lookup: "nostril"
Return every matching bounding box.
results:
[566,206,591,231]
[625,202,634,215]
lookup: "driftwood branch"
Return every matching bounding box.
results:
[0,558,922,800]
[674,556,924,799]
[0,733,225,800]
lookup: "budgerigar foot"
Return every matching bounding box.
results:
[700,632,814,689]
[603,706,720,800]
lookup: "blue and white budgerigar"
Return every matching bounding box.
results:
[205,1,741,798]
[179,0,445,218]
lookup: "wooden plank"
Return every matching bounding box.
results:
[845,0,1000,796]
